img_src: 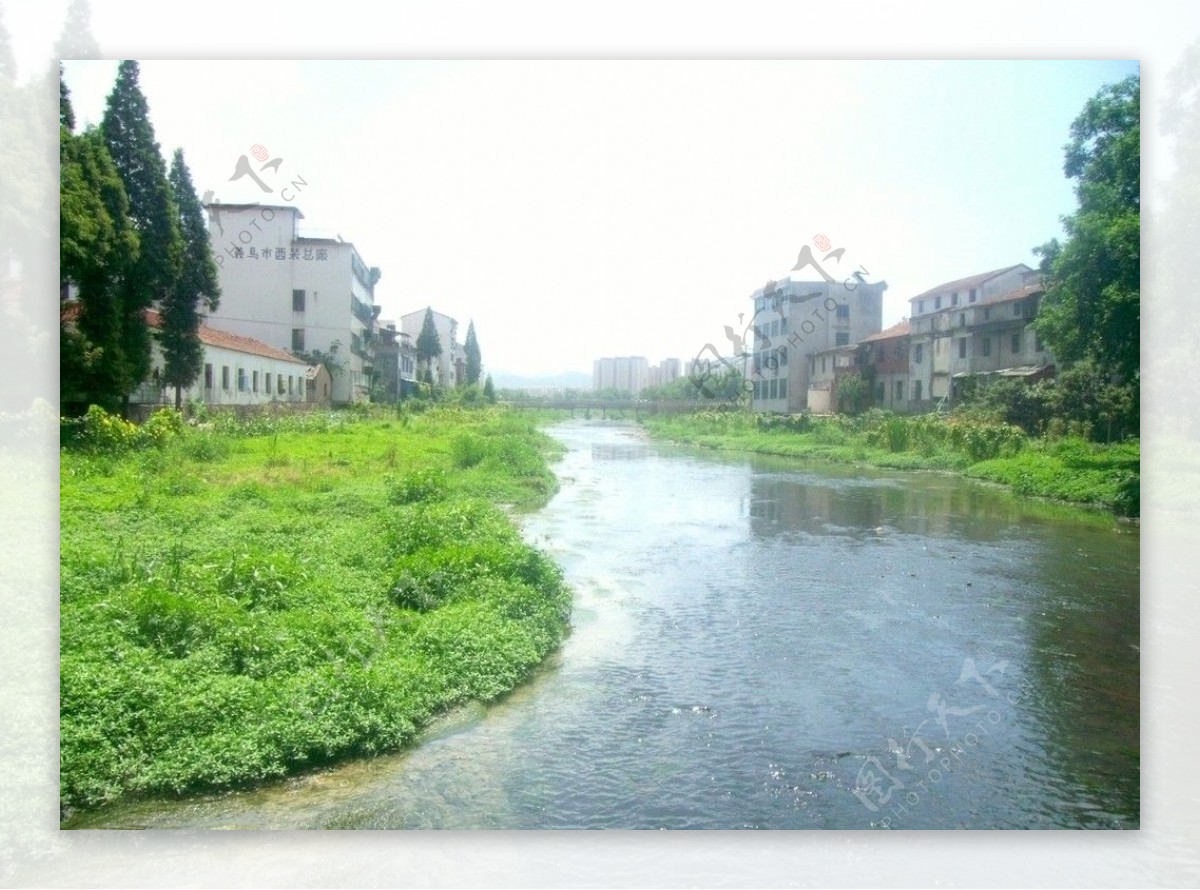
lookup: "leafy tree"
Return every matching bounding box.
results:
[835,370,871,416]
[162,148,220,408]
[464,320,481,385]
[416,308,442,383]
[483,374,496,403]
[1034,75,1139,384]
[101,60,184,408]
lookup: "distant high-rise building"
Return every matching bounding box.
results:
[593,356,649,394]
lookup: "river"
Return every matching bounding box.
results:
[71,420,1139,829]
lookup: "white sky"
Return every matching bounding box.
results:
[54,49,1144,380]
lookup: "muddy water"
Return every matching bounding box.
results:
[72,420,1138,829]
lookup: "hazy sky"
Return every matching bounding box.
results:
[60,58,1137,378]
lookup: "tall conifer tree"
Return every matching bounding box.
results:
[163,148,220,408]
[101,60,183,408]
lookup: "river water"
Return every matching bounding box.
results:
[72,420,1139,830]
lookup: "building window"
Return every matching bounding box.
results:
[836,304,850,320]
[287,375,294,395]
[222,366,231,391]
[237,368,247,391]
[918,300,925,314]
[252,370,260,393]
[969,288,977,303]
[835,332,850,347]
[982,337,991,357]
[292,328,305,351]
[770,320,779,338]
[875,382,885,403]
[959,313,966,327]
[293,289,306,312]
[779,348,788,367]
[1011,333,1021,354]
[752,380,760,399]
[780,317,788,334]
[265,372,273,394]
[1013,302,1022,316]
[204,363,213,390]
[914,380,922,401]
[984,308,991,320]
[769,378,778,399]
[952,292,959,306]
[914,343,923,364]
[821,356,827,374]
[778,378,787,399]
[895,380,905,401]
[935,296,942,310]
[958,338,967,359]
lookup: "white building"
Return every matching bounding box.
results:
[201,203,381,405]
[132,309,310,407]
[400,307,462,386]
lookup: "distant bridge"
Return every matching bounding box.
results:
[505,400,721,416]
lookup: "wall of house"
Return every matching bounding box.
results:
[135,342,309,407]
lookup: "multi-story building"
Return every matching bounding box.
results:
[907,265,1053,411]
[201,203,382,405]
[373,321,419,401]
[748,277,887,412]
[858,320,913,412]
[593,356,649,394]
[400,307,462,387]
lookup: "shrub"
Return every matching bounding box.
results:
[143,408,186,447]
[450,432,487,468]
[386,467,449,505]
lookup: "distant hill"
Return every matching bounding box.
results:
[491,370,592,392]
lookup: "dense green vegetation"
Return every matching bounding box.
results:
[60,405,571,817]
[641,409,1139,517]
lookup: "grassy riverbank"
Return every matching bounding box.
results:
[60,405,571,818]
[640,410,1139,517]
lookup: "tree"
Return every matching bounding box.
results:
[101,60,184,409]
[162,148,220,408]
[60,107,141,412]
[59,64,75,129]
[0,5,16,81]
[54,0,101,62]
[416,308,442,384]
[464,320,481,386]
[1034,75,1139,384]
[483,374,496,403]
[835,370,871,416]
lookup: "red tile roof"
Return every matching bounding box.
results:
[908,265,1028,303]
[145,309,308,365]
[860,320,912,343]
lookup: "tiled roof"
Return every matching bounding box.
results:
[909,265,1027,303]
[978,281,1045,307]
[860,320,911,343]
[145,309,308,365]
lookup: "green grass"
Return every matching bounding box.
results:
[641,410,1139,517]
[60,405,570,817]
